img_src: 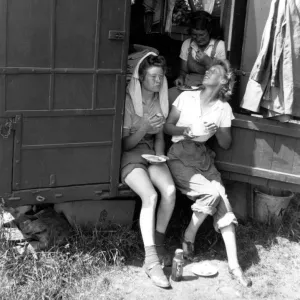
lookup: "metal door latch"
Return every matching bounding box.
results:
[0,118,15,139]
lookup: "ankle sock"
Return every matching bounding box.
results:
[144,245,159,267]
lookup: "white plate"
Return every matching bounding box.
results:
[177,85,201,91]
[141,154,166,164]
[191,261,218,277]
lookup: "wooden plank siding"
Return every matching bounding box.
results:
[214,114,300,193]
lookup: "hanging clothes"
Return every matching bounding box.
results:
[240,0,300,119]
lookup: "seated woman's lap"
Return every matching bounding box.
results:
[167,158,237,230]
[124,164,175,202]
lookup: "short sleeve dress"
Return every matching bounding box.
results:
[120,93,165,182]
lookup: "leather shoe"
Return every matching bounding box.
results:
[228,266,252,287]
[144,262,171,289]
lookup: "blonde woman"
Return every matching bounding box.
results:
[165,59,252,287]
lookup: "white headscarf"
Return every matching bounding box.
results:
[127,51,169,118]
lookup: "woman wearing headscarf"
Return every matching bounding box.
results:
[121,53,175,288]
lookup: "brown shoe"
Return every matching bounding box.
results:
[144,262,171,289]
[228,266,252,287]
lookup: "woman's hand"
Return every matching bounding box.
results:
[183,127,195,139]
[174,76,184,87]
[195,50,211,67]
[141,114,165,132]
[204,121,218,135]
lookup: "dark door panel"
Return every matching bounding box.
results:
[0,0,130,196]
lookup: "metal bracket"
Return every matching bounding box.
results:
[108,30,125,40]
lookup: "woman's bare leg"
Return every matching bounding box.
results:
[125,168,158,246]
[148,163,176,234]
[125,167,170,288]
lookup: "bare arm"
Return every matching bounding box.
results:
[122,127,148,151]
[154,130,165,156]
[164,105,189,136]
[122,115,165,151]
[215,127,232,150]
[175,59,188,86]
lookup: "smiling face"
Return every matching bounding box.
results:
[191,29,210,47]
[141,66,164,93]
[202,65,227,87]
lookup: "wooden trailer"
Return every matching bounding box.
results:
[0,0,299,214]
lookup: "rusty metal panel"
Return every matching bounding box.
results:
[53,74,93,109]
[98,0,129,70]
[0,118,14,196]
[19,145,112,189]
[22,116,113,145]
[5,74,50,111]
[0,0,130,198]
[7,0,51,67]
[55,0,98,68]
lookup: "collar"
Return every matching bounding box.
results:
[189,91,224,116]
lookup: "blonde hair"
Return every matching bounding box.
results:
[211,59,235,101]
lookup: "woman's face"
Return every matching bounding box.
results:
[202,65,226,87]
[141,66,164,93]
[191,29,210,47]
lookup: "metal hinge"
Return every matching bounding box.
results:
[0,116,19,139]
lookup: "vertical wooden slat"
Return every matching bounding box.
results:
[49,0,56,110]
[109,74,125,196]
[120,0,131,73]
[12,115,22,190]
[292,139,300,175]
[253,131,276,169]
[231,127,255,166]
[0,0,8,116]
[271,136,298,174]
[92,0,102,110]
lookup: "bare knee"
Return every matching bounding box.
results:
[161,185,176,204]
[141,192,158,209]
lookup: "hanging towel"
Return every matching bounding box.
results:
[127,52,169,118]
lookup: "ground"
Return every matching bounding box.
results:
[1,195,300,300]
[69,234,300,300]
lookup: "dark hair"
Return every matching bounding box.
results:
[188,11,213,35]
[138,55,167,81]
[211,59,235,101]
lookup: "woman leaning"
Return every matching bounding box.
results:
[121,53,175,288]
[164,59,252,287]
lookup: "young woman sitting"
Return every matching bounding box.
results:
[164,59,252,287]
[121,53,176,289]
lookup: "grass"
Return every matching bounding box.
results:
[0,194,300,300]
[0,219,143,300]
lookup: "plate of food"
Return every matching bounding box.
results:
[141,154,167,164]
[177,85,202,91]
[191,261,218,277]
